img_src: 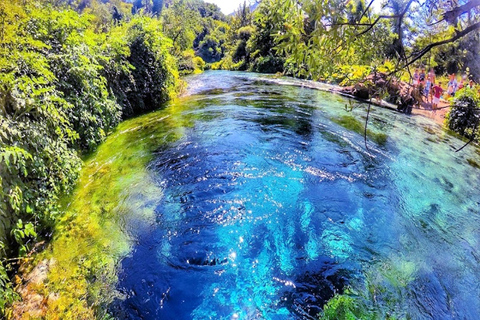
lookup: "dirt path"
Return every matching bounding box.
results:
[411,99,451,126]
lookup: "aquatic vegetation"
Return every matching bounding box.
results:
[467,158,480,169]
[333,115,388,145]
[320,294,374,320]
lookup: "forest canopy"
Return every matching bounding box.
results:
[212,0,480,84]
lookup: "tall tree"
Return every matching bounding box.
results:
[162,0,202,52]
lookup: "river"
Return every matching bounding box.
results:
[40,71,480,319]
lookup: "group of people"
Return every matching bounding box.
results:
[412,67,477,110]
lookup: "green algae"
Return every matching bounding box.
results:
[20,99,196,319]
[467,158,480,169]
[333,115,388,146]
[320,294,375,320]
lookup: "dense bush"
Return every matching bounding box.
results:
[177,49,206,75]
[447,88,480,139]
[251,55,285,74]
[121,17,179,116]
[195,20,229,63]
[0,1,179,313]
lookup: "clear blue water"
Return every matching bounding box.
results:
[110,71,480,319]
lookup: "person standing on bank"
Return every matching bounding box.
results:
[424,68,435,103]
[447,74,458,97]
[413,69,420,87]
[432,83,443,111]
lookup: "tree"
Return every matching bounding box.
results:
[161,0,202,53]
[132,0,163,16]
[260,0,480,79]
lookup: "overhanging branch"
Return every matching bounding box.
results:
[444,0,480,24]
[355,0,416,37]
[398,21,480,72]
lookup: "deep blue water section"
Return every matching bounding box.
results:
[111,71,480,319]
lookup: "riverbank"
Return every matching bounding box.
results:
[411,101,451,126]
[0,6,183,317]
[11,107,185,318]
[254,72,452,127]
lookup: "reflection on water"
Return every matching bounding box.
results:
[98,71,480,319]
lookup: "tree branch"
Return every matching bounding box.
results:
[359,0,375,21]
[354,0,416,37]
[443,0,480,24]
[397,21,480,73]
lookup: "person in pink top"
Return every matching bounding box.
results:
[432,83,443,110]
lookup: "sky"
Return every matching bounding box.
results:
[204,0,254,15]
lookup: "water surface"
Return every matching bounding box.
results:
[92,71,480,319]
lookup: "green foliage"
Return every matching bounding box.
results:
[210,54,246,71]
[196,19,229,63]
[193,56,206,71]
[121,16,180,116]
[231,1,252,30]
[185,0,225,21]
[331,65,372,86]
[0,259,17,316]
[33,9,123,150]
[178,49,205,75]
[447,88,480,139]
[246,0,286,73]
[162,0,203,53]
[215,0,479,84]
[132,0,163,16]
[251,55,285,74]
[0,0,179,315]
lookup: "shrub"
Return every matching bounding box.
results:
[193,56,206,71]
[38,11,123,150]
[447,88,480,139]
[0,3,180,314]
[251,55,285,74]
[177,49,206,75]
[121,17,180,117]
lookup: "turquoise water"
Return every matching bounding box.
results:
[109,71,480,319]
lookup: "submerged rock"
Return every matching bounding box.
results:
[12,259,56,319]
[282,258,351,319]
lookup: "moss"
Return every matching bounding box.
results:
[333,115,388,146]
